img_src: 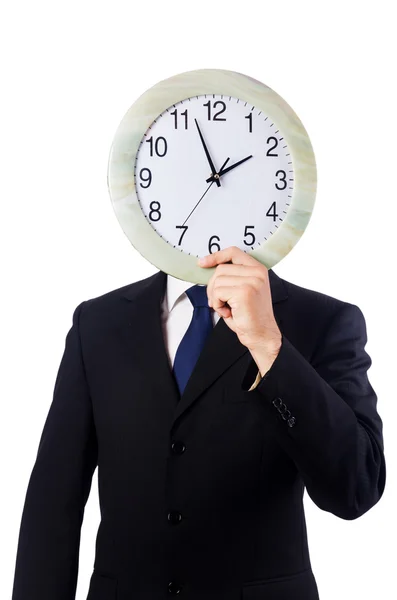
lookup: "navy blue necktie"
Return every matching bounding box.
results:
[172,285,214,396]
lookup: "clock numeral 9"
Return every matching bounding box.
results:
[148,201,161,221]
[275,170,287,190]
[266,137,278,157]
[266,202,278,221]
[243,225,256,246]
[203,100,226,121]
[208,235,221,253]
[170,108,188,129]
[146,136,167,157]
[139,168,152,188]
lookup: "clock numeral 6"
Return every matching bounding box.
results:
[208,235,221,253]
[139,168,152,188]
[266,201,278,221]
[266,137,278,157]
[203,100,226,121]
[146,136,167,157]
[243,225,256,246]
[149,201,161,221]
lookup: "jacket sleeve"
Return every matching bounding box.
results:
[243,302,386,520]
[12,301,97,600]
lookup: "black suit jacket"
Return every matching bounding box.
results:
[12,268,386,600]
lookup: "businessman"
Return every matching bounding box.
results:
[12,246,386,600]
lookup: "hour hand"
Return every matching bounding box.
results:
[194,118,221,187]
[206,154,253,183]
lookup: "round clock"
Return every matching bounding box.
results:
[107,69,317,284]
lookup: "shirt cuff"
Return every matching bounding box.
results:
[247,369,262,391]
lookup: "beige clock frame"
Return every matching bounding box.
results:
[107,68,317,284]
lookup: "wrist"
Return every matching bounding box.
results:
[247,334,282,378]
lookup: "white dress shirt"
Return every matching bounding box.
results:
[160,273,261,391]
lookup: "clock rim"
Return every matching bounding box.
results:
[107,68,317,284]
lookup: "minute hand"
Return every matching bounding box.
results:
[195,118,221,188]
[206,154,253,183]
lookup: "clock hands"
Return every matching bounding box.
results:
[206,154,253,184]
[194,118,221,188]
[182,157,230,226]
[194,118,252,187]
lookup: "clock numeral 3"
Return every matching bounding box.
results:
[176,225,188,246]
[203,100,226,121]
[139,168,152,188]
[208,235,221,253]
[146,136,168,157]
[266,201,279,221]
[170,109,188,129]
[266,137,278,157]
[275,170,287,190]
[149,201,161,221]
[243,225,256,246]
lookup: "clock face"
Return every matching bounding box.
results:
[134,94,294,258]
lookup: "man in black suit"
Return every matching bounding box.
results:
[12,246,386,600]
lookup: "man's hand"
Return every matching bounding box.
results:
[197,246,282,377]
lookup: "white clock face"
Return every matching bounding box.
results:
[134,94,294,258]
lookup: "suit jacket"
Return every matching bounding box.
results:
[11,268,386,600]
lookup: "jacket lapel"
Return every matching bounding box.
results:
[120,268,289,428]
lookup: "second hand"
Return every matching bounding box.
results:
[182,157,230,227]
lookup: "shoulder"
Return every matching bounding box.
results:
[75,272,158,322]
[281,274,350,313]
[272,270,367,350]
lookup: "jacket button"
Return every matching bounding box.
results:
[272,397,283,409]
[168,511,182,524]
[171,440,186,454]
[168,581,183,594]
[280,409,291,420]
[288,417,296,427]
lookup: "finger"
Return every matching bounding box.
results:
[208,274,263,307]
[206,264,267,306]
[198,246,259,268]
[211,284,242,311]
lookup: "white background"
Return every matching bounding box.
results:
[1,1,395,598]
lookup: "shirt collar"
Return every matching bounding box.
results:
[165,273,205,314]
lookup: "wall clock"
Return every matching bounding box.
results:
[107,68,317,284]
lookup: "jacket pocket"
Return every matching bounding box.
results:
[242,567,319,600]
[86,570,118,600]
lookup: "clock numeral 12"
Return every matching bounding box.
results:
[170,108,188,129]
[203,100,226,121]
